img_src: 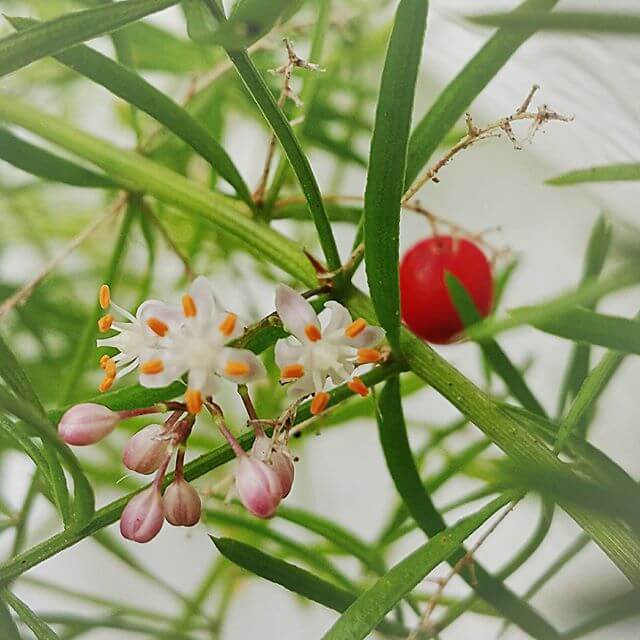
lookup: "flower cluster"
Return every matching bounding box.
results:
[57,277,385,543]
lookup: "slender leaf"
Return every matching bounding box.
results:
[376,377,558,639]
[565,591,640,639]
[469,11,640,35]
[0,0,179,78]
[9,16,252,207]
[446,273,547,416]
[210,0,298,50]
[530,307,640,354]
[364,0,428,351]
[210,536,405,638]
[0,592,21,640]
[557,216,612,418]
[547,163,640,185]
[0,333,45,413]
[201,0,343,279]
[321,494,514,640]
[405,0,559,188]
[2,588,60,640]
[0,127,114,188]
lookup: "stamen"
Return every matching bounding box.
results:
[97,314,113,333]
[310,391,330,415]
[304,324,322,342]
[219,313,237,337]
[100,354,110,368]
[182,294,197,318]
[185,389,203,414]
[357,348,382,364]
[140,360,164,375]
[146,317,169,337]
[347,377,369,397]
[280,364,304,380]
[102,358,116,379]
[345,318,367,338]
[225,361,251,377]
[99,376,114,393]
[99,284,110,310]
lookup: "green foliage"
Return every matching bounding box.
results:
[0,0,638,637]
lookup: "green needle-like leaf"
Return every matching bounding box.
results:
[469,11,640,35]
[529,307,640,354]
[547,163,640,185]
[364,0,428,351]
[405,0,559,188]
[446,272,547,416]
[321,494,515,640]
[2,589,60,640]
[0,595,21,640]
[9,16,252,207]
[0,0,179,78]
[0,126,114,188]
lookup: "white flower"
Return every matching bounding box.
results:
[138,276,265,413]
[96,284,182,392]
[274,285,384,408]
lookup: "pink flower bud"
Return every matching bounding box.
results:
[123,424,170,475]
[164,478,202,527]
[271,449,295,498]
[251,433,295,499]
[120,486,164,543]
[59,403,120,446]
[235,456,282,519]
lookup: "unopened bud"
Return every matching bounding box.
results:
[164,478,202,527]
[123,424,170,475]
[235,456,282,519]
[271,448,295,498]
[59,403,119,446]
[120,486,164,543]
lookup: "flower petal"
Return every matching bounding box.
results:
[345,325,386,349]
[324,301,352,333]
[275,284,320,342]
[137,300,183,333]
[274,338,304,368]
[188,276,216,320]
[287,373,316,399]
[219,348,266,383]
[139,359,183,389]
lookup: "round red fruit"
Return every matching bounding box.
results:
[400,236,493,344]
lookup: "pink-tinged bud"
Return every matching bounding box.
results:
[123,424,170,475]
[164,478,202,527]
[120,487,164,543]
[235,456,282,519]
[271,449,295,498]
[59,403,119,446]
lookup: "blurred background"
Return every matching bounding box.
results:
[0,0,639,638]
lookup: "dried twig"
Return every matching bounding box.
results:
[253,38,324,205]
[0,192,128,322]
[408,498,522,639]
[402,85,573,203]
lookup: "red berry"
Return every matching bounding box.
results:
[400,236,493,344]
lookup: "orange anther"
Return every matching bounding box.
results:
[99,376,114,393]
[185,389,203,415]
[345,318,367,338]
[280,364,304,380]
[310,391,330,415]
[182,294,197,318]
[146,317,169,337]
[304,324,322,342]
[140,359,164,375]
[97,314,113,333]
[102,358,116,379]
[99,354,110,368]
[99,284,110,310]
[224,361,251,377]
[218,313,237,337]
[347,377,369,397]
[357,348,382,364]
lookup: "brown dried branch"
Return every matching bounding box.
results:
[402,85,573,203]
